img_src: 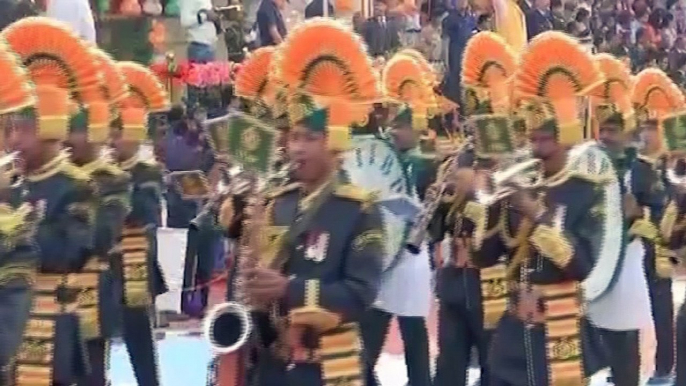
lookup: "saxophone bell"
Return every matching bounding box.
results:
[204,301,252,354]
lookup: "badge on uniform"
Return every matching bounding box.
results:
[305,231,329,263]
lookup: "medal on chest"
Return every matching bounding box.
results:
[305,230,329,263]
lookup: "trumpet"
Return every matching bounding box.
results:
[475,158,542,205]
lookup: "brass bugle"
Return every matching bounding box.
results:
[476,158,542,205]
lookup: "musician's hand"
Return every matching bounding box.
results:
[244,267,289,305]
[510,191,543,221]
[450,168,475,196]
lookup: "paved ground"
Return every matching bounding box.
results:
[109,280,685,385]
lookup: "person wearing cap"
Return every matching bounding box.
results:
[466,32,616,386]
[361,104,433,386]
[585,56,655,386]
[64,101,132,386]
[220,94,384,386]
[111,61,170,386]
[430,31,517,386]
[0,38,44,383]
[2,17,104,386]
[624,68,683,385]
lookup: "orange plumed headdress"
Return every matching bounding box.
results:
[514,31,603,146]
[272,17,381,140]
[461,31,518,115]
[234,46,282,118]
[632,68,685,122]
[92,49,129,106]
[0,37,36,116]
[588,54,635,136]
[1,17,103,140]
[397,48,439,87]
[117,61,170,142]
[382,53,435,130]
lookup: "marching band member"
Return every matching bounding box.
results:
[361,52,435,386]
[629,69,685,385]
[667,158,686,386]
[468,31,617,386]
[66,49,132,386]
[2,17,101,386]
[111,61,171,386]
[585,54,653,386]
[221,18,385,386]
[0,37,43,384]
[431,31,516,386]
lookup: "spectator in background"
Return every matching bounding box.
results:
[363,0,401,57]
[551,0,566,30]
[180,0,219,63]
[305,0,335,19]
[575,8,592,37]
[0,0,38,31]
[257,0,287,46]
[419,10,445,74]
[442,0,475,105]
[475,12,493,32]
[526,0,553,40]
[353,11,365,33]
[46,0,96,44]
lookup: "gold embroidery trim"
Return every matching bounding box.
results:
[305,279,319,308]
[539,282,584,386]
[352,229,384,252]
[320,324,363,386]
[629,217,659,241]
[655,245,676,279]
[463,201,491,249]
[660,200,678,241]
[480,263,508,329]
[529,224,573,269]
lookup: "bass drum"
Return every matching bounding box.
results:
[341,135,413,272]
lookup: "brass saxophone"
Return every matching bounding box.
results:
[203,164,291,355]
[405,148,464,254]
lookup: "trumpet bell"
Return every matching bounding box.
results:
[203,302,252,355]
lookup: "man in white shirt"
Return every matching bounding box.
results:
[46,0,96,44]
[180,0,219,63]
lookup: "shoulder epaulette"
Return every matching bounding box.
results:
[60,160,92,182]
[334,184,378,212]
[266,182,301,199]
[134,159,163,181]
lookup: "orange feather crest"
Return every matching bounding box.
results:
[397,48,438,87]
[91,49,129,104]
[1,17,102,105]
[117,61,170,113]
[514,31,602,100]
[235,46,277,101]
[272,18,381,126]
[382,54,435,114]
[514,32,602,145]
[461,31,518,113]
[632,68,684,118]
[0,37,36,115]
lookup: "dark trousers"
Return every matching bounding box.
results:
[648,278,675,377]
[600,328,640,386]
[434,301,491,386]
[122,306,160,386]
[489,378,516,386]
[77,339,107,386]
[676,302,686,385]
[360,308,431,386]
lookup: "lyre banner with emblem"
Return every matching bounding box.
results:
[470,114,515,158]
[168,170,211,200]
[662,114,686,152]
[206,112,279,174]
